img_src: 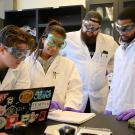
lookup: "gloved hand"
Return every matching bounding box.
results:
[63,107,82,113]
[116,109,135,121]
[50,101,63,110]
[104,110,112,115]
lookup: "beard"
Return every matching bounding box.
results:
[121,32,135,43]
[81,30,97,45]
[81,30,97,53]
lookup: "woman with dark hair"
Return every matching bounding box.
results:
[25,20,83,112]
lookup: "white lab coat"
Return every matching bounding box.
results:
[105,40,135,115]
[60,30,118,112]
[0,62,30,91]
[25,54,83,110]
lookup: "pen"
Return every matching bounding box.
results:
[53,72,56,79]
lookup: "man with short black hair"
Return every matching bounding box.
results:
[105,7,135,121]
[60,11,118,113]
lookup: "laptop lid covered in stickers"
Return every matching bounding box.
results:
[0,86,54,131]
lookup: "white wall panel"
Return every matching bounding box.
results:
[17,0,85,10]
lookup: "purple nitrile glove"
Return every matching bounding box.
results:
[63,107,82,113]
[50,101,63,110]
[116,109,135,121]
[104,110,112,115]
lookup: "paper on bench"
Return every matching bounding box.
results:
[47,110,96,124]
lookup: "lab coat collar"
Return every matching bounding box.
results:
[46,55,61,73]
[119,37,135,50]
[34,54,61,75]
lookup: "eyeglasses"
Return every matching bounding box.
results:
[45,34,66,49]
[82,20,101,33]
[4,46,30,60]
[115,22,135,33]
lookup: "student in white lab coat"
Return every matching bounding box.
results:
[0,25,35,91]
[105,8,135,121]
[25,20,83,112]
[60,11,118,113]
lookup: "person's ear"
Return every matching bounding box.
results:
[0,43,4,53]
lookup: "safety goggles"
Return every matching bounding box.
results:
[45,34,66,49]
[82,20,101,33]
[115,22,135,33]
[4,46,30,60]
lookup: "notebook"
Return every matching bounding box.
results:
[0,86,54,131]
[48,110,96,124]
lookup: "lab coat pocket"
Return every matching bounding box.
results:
[93,52,108,67]
[53,72,65,90]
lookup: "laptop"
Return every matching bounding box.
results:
[0,86,54,131]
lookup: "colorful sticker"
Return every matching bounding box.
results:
[19,90,33,103]
[17,106,27,112]
[0,117,6,129]
[0,93,8,104]
[7,97,14,105]
[29,112,39,123]
[0,105,6,116]
[21,114,30,123]
[38,111,47,121]
[5,114,19,129]
[6,106,17,116]
[33,90,52,100]
[31,100,50,111]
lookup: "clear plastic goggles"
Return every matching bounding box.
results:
[115,22,135,33]
[45,34,66,49]
[4,46,30,60]
[82,20,101,33]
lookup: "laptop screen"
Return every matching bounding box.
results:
[0,86,54,131]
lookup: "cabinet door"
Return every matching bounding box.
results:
[119,0,135,13]
[0,18,3,29]
[123,0,135,7]
[86,0,118,40]
[37,5,85,39]
[5,10,36,27]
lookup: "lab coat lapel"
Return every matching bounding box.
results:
[35,59,46,75]
[95,33,103,52]
[47,55,61,74]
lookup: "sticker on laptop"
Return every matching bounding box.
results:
[0,105,6,116]
[0,93,9,104]
[6,106,17,116]
[31,100,50,111]
[19,90,33,103]
[5,114,19,129]
[29,112,39,123]
[21,114,30,123]
[7,97,14,105]
[0,117,6,129]
[38,110,47,121]
[33,90,52,100]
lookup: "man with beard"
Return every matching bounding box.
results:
[60,11,118,113]
[105,7,135,121]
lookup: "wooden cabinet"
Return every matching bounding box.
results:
[5,5,86,42]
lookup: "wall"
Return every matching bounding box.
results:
[17,0,85,10]
[0,0,13,19]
